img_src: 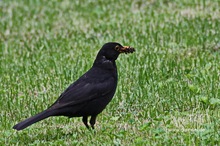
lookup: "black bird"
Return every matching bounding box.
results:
[13,42,135,131]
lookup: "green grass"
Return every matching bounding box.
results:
[1,0,220,145]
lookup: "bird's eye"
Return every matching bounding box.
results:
[115,45,120,51]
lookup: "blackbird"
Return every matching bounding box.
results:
[13,42,135,130]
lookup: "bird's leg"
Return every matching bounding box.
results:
[82,116,90,129]
[90,115,97,129]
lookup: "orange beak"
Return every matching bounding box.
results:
[116,46,135,54]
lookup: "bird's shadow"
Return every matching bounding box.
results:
[11,126,96,144]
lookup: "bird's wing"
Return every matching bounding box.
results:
[51,76,115,109]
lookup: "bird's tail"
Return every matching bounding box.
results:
[13,109,55,131]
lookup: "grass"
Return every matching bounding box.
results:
[1,0,220,145]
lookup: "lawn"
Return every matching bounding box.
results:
[1,0,220,145]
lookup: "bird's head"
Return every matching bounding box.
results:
[97,42,135,61]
